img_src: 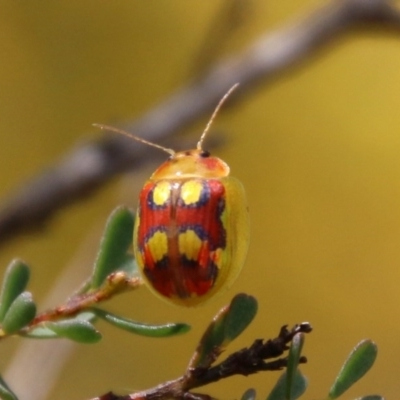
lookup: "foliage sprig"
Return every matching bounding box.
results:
[0,207,384,400]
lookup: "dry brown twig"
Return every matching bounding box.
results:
[92,323,312,400]
[0,0,399,246]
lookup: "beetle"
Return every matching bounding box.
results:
[94,84,249,306]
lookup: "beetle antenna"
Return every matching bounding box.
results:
[93,124,175,156]
[197,83,239,151]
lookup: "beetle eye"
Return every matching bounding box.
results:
[200,150,210,158]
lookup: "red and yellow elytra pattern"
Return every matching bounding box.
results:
[95,84,249,307]
[133,149,249,307]
[136,178,226,299]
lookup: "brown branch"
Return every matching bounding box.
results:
[92,323,312,400]
[0,0,399,245]
[29,271,141,326]
[0,271,141,341]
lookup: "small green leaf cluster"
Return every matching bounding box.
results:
[0,207,190,399]
[0,260,35,336]
[183,294,381,400]
[0,207,189,342]
[250,337,379,400]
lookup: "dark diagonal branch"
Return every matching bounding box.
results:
[92,323,312,400]
[0,0,399,245]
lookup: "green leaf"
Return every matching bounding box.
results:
[189,293,257,369]
[1,292,36,334]
[241,388,256,400]
[90,307,190,337]
[354,396,384,400]
[224,293,258,343]
[0,259,30,322]
[266,370,307,400]
[286,333,305,400]
[26,312,97,339]
[329,340,378,399]
[44,319,102,343]
[91,207,135,289]
[24,326,58,339]
[0,375,18,400]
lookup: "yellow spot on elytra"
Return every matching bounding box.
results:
[153,181,171,206]
[178,230,202,260]
[147,231,168,261]
[181,180,203,205]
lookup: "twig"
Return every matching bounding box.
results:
[0,271,141,340]
[0,0,399,245]
[29,271,141,326]
[91,323,312,400]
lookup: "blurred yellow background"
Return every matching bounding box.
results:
[0,1,399,399]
